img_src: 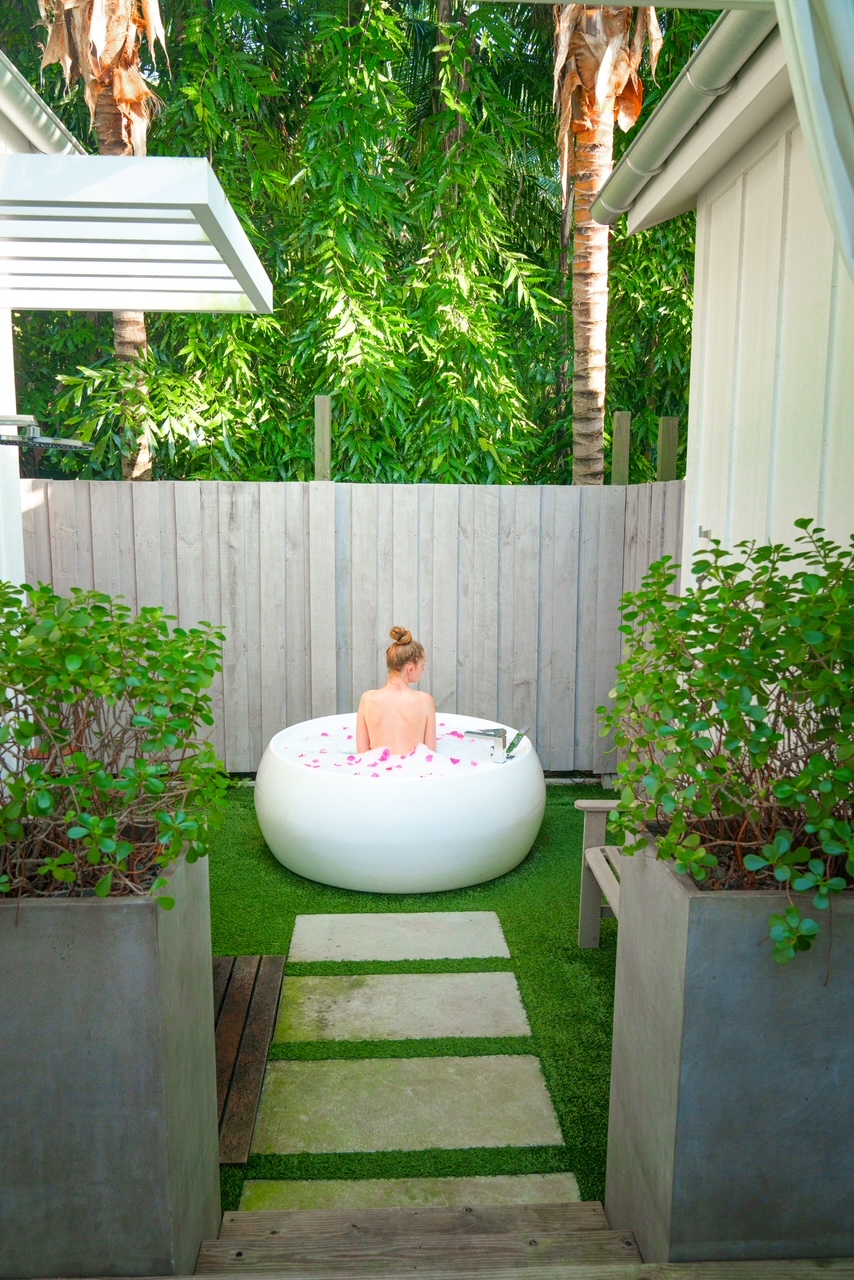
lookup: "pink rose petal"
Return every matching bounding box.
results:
[379,748,390,762]
[321,732,329,738]
[425,754,433,762]
[451,757,460,765]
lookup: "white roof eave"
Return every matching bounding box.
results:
[0,154,274,314]
[0,50,85,155]
[627,31,791,233]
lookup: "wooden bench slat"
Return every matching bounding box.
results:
[215,955,260,1122]
[604,846,624,878]
[585,848,621,918]
[213,955,235,1024]
[219,955,285,1164]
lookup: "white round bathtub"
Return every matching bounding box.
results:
[254,712,546,892]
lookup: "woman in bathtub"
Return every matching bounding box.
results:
[356,626,437,755]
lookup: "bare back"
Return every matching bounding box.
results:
[357,684,436,755]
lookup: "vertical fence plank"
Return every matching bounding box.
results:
[73,482,94,589]
[157,483,178,615]
[308,481,337,716]
[622,484,640,599]
[334,484,353,714]
[350,485,379,708]
[258,484,288,746]
[456,485,475,717]
[574,487,601,771]
[392,486,419,643]
[497,487,516,726]
[416,486,435,701]
[243,483,264,768]
[376,486,395,688]
[432,485,459,713]
[219,485,251,772]
[46,480,79,595]
[198,482,225,762]
[285,484,310,728]
[611,412,631,486]
[174,483,204,627]
[593,487,627,775]
[471,486,500,722]
[90,482,121,597]
[536,487,556,770]
[314,396,331,482]
[131,483,162,609]
[656,417,679,483]
[21,479,51,586]
[114,482,137,608]
[20,479,37,584]
[511,486,540,741]
[546,486,581,771]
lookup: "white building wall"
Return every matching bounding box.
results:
[682,108,854,571]
[0,99,36,586]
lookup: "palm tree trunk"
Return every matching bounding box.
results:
[95,85,152,481]
[571,101,614,486]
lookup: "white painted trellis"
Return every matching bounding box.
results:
[20,479,683,773]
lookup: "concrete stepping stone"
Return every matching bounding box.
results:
[251,1055,564,1154]
[287,912,510,962]
[239,1172,581,1211]
[275,973,531,1042]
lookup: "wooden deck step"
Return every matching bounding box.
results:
[188,1263,854,1280]
[218,1202,609,1239]
[195,1226,641,1273]
[213,954,285,1164]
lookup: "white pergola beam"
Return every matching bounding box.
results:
[0,155,274,314]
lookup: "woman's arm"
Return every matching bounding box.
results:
[356,694,371,753]
[424,695,437,751]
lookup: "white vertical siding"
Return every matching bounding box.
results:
[683,116,854,573]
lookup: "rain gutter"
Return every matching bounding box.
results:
[0,50,84,155]
[591,7,778,226]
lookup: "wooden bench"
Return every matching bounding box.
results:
[212,954,285,1164]
[575,798,622,949]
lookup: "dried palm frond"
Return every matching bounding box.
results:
[38,0,168,156]
[554,4,659,170]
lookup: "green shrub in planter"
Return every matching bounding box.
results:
[0,581,227,903]
[600,519,854,963]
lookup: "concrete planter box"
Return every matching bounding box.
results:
[0,856,220,1278]
[605,846,854,1263]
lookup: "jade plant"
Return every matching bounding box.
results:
[599,519,854,963]
[0,581,227,905]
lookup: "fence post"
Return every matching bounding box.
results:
[314,395,331,481]
[611,412,631,485]
[656,416,679,482]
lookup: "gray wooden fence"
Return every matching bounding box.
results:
[20,479,684,773]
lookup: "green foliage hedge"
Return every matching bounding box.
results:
[2,0,718,483]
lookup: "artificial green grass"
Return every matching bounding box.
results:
[208,783,617,1211]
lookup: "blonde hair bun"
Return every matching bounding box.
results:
[386,626,424,672]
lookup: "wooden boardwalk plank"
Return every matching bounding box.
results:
[67,1260,854,1280]
[215,956,260,1123]
[219,1203,608,1239]
[195,1228,641,1272]
[213,956,235,1024]
[219,956,286,1164]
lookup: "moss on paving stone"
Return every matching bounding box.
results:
[209,784,616,1211]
